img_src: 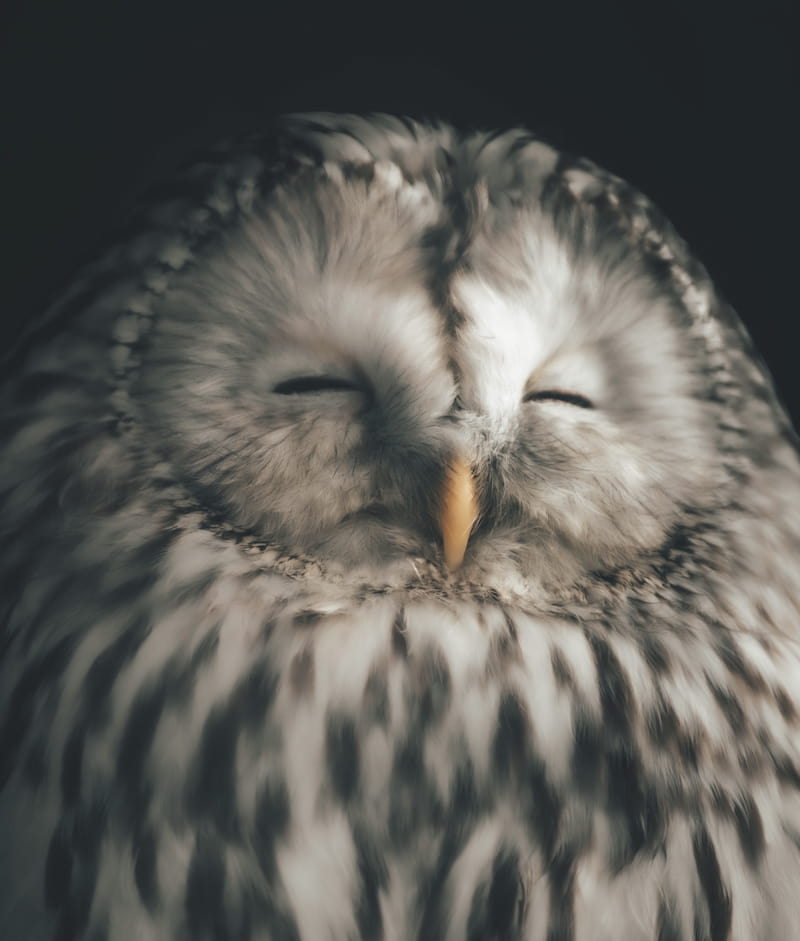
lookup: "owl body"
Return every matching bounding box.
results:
[2,115,800,940]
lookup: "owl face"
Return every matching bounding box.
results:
[137,131,717,590]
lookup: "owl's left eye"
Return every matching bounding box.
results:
[524,390,594,408]
[273,376,362,395]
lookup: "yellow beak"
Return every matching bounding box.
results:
[439,458,478,570]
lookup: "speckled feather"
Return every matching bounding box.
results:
[1,114,800,941]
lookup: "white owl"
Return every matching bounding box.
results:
[1,113,799,941]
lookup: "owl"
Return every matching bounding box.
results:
[1,113,799,941]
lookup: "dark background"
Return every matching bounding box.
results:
[1,1,797,422]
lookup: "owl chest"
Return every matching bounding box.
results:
[12,558,800,941]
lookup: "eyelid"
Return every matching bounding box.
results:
[524,390,594,409]
[273,376,362,395]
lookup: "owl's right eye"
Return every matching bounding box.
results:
[273,376,362,395]
[523,390,594,409]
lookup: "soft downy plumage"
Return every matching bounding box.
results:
[1,113,799,940]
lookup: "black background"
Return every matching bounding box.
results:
[1,1,797,423]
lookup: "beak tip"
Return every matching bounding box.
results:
[443,547,466,571]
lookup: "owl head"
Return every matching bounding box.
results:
[97,113,776,595]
